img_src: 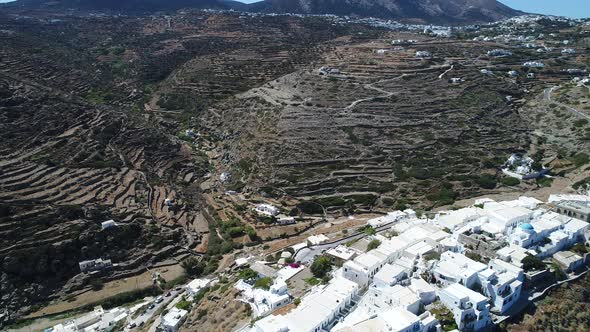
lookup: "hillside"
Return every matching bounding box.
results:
[8,0,521,23]
[250,0,520,23]
[6,0,249,12]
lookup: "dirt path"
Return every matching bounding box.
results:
[545,86,590,121]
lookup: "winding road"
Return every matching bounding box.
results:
[544,86,590,121]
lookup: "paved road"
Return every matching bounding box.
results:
[544,86,590,121]
[295,222,396,264]
[125,287,185,331]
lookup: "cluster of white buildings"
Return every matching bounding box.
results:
[252,277,360,332]
[248,193,590,332]
[236,264,304,318]
[49,306,128,332]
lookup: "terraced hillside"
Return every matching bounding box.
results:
[0,10,351,323]
[201,37,530,213]
[0,70,209,319]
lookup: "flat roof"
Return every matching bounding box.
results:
[354,252,383,269]
[559,200,590,212]
[553,250,583,263]
[443,283,487,303]
[326,245,357,260]
[162,308,187,327]
[409,277,435,293]
[489,206,532,223]
[374,264,406,282]
[380,307,420,331]
[564,218,589,233]
[187,278,211,291]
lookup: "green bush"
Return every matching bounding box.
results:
[239,268,258,280]
[573,119,588,127]
[501,177,521,186]
[536,177,553,188]
[310,256,332,278]
[181,257,205,276]
[476,174,497,189]
[176,298,192,311]
[253,277,273,290]
[90,278,104,291]
[522,255,545,272]
[367,239,381,251]
[574,153,589,167]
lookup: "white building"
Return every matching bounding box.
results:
[362,284,421,316]
[436,207,484,231]
[235,279,291,317]
[186,278,212,297]
[253,277,359,332]
[487,49,512,57]
[416,51,432,58]
[508,211,589,258]
[523,61,544,68]
[409,277,437,305]
[368,209,415,228]
[254,204,280,217]
[325,245,360,266]
[553,251,585,272]
[161,307,188,332]
[438,283,492,331]
[307,234,329,246]
[496,245,532,267]
[507,70,518,78]
[432,252,487,288]
[52,306,128,332]
[484,202,533,234]
[480,260,524,313]
[343,251,385,287]
[373,263,407,287]
[101,220,116,230]
[79,258,112,273]
[562,48,576,54]
[334,307,441,332]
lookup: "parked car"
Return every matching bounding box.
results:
[155,296,164,303]
[127,323,137,329]
[148,303,155,310]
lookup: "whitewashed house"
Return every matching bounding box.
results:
[438,283,492,331]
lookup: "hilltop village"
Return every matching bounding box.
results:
[1,6,590,332]
[45,194,590,332]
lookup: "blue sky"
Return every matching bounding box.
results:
[0,0,588,18]
[499,0,589,18]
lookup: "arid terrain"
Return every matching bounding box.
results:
[0,6,589,331]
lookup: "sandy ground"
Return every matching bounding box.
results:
[26,264,184,319]
[263,214,378,254]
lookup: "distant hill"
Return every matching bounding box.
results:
[249,0,521,23]
[9,0,521,23]
[7,0,249,12]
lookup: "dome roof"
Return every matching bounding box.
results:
[520,223,534,231]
